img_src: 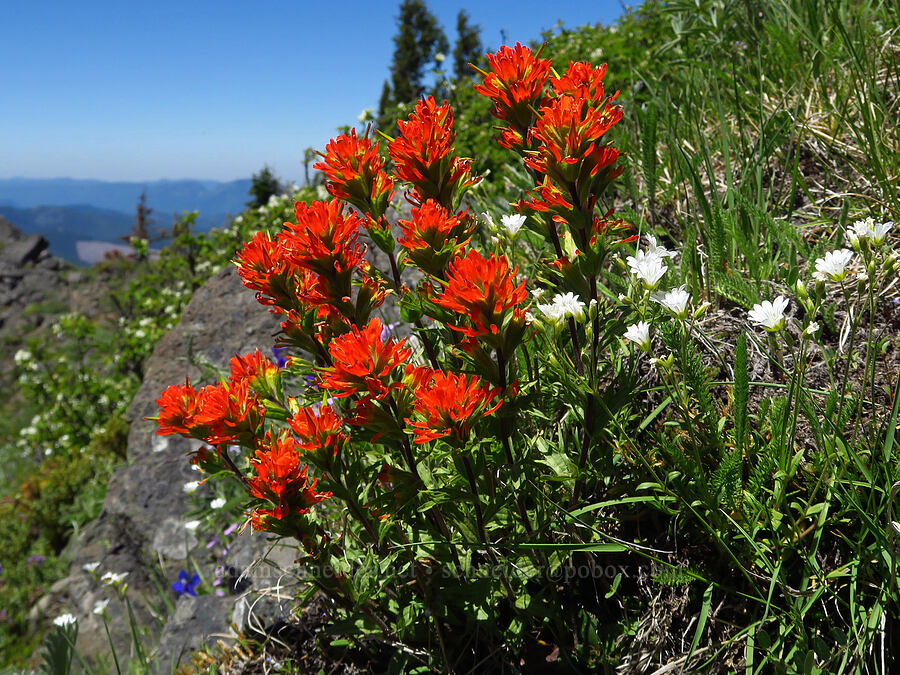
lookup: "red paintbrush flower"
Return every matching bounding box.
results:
[518,179,574,215]
[229,349,282,401]
[406,370,502,444]
[234,230,303,313]
[473,42,552,146]
[524,95,623,189]
[397,200,475,276]
[315,126,395,220]
[154,380,206,437]
[247,433,331,520]
[289,405,347,468]
[280,200,366,302]
[193,379,265,446]
[388,96,478,207]
[319,318,412,400]
[230,349,278,385]
[433,249,528,349]
[550,61,610,103]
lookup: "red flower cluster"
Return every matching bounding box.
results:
[155,380,206,437]
[525,94,623,188]
[475,49,632,268]
[318,318,412,400]
[389,96,478,207]
[473,42,552,149]
[234,231,304,311]
[289,404,347,469]
[397,200,475,277]
[154,374,265,447]
[235,198,388,353]
[550,61,609,103]
[406,371,502,444]
[281,200,365,286]
[247,433,331,526]
[229,348,282,400]
[315,126,395,221]
[434,249,528,350]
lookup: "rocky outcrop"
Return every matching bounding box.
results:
[0,216,73,332]
[45,265,298,670]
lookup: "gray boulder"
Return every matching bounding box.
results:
[53,265,297,669]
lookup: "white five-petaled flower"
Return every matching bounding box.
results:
[748,296,789,332]
[847,217,893,247]
[184,520,202,532]
[93,599,110,615]
[804,322,820,337]
[626,250,668,290]
[536,292,586,322]
[813,248,854,282]
[500,214,526,236]
[101,571,129,586]
[183,480,201,494]
[82,562,100,573]
[623,321,652,351]
[650,285,691,319]
[210,497,226,510]
[644,234,677,259]
[53,613,77,627]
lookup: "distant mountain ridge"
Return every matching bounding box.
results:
[0,178,254,265]
[0,204,136,264]
[0,177,252,216]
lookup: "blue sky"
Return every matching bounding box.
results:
[1,1,626,183]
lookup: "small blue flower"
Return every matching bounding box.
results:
[272,346,289,368]
[172,569,200,597]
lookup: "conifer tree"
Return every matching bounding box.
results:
[453,10,483,81]
[377,0,447,122]
[247,166,281,208]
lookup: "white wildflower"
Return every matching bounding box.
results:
[183,481,201,494]
[650,285,691,319]
[210,497,226,509]
[82,562,100,573]
[748,296,789,332]
[813,249,853,282]
[184,520,202,532]
[804,322,820,336]
[53,613,77,627]
[93,599,109,615]
[644,234,677,259]
[848,217,893,247]
[623,321,652,351]
[500,214,526,237]
[626,250,668,290]
[357,107,373,123]
[480,212,496,229]
[101,571,129,586]
[537,292,586,322]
